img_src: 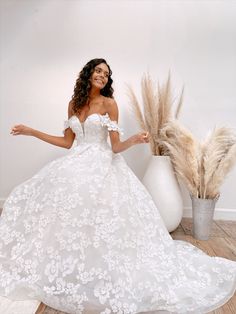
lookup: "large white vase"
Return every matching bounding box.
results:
[142,155,183,232]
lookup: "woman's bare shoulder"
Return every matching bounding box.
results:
[103,97,118,120]
[68,100,75,118]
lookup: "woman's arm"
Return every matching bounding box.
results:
[105,99,149,153]
[10,101,76,149]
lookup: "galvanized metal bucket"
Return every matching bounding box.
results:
[190,194,220,240]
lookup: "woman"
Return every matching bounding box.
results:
[1,58,235,314]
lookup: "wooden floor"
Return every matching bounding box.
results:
[35,218,236,314]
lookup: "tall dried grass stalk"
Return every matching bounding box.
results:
[175,86,185,119]
[159,121,201,197]
[159,122,236,199]
[202,128,236,198]
[126,72,184,155]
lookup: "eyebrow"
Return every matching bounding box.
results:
[95,66,109,75]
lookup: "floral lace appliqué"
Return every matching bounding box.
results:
[0,114,236,314]
[99,114,124,136]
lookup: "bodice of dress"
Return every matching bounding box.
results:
[63,113,123,145]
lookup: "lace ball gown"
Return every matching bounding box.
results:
[0,113,235,314]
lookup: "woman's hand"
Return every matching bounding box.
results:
[130,131,150,145]
[110,131,150,153]
[10,124,34,136]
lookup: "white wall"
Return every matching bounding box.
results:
[1,0,236,214]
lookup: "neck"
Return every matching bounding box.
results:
[89,87,101,100]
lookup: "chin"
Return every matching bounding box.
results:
[94,83,104,90]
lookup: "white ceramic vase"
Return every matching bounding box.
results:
[142,155,183,232]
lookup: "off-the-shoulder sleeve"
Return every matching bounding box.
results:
[62,120,70,134]
[100,114,124,135]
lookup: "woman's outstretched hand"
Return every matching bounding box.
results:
[130,131,150,145]
[10,124,34,136]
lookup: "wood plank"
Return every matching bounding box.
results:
[227,294,236,313]
[214,298,236,314]
[213,303,231,313]
[170,223,185,236]
[180,218,193,235]
[222,238,236,257]
[42,305,68,313]
[35,302,46,314]
[207,237,236,261]
[215,220,236,239]
[180,218,228,237]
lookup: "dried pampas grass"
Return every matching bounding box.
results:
[159,122,236,199]
[126,72,184,155]
[126,72,236,199]
[202,128,236,198]
[159,120,200,197]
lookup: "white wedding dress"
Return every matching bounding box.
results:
[0,113,235,314]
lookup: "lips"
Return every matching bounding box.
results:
[95,79,104,84]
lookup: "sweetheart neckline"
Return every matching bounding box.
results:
[69,113,108,124]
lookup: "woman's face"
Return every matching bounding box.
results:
[90,63,109,90]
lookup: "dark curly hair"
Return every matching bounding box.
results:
[71,58,114,114]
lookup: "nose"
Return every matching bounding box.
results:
[99,72,105,79]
